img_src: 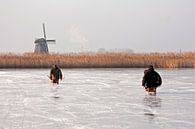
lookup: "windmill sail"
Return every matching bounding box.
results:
[46,40,56,43]
[43,23,46,39]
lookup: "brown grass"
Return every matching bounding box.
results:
[0,52,195,68]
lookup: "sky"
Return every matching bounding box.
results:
[0,0,194,53]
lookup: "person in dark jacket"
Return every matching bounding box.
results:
[142,65,162,95]
[50,64,63,84]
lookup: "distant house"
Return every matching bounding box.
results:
[98,48,134,53]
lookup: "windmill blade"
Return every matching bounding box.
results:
[43,23,46,39]
[46,40,56,44]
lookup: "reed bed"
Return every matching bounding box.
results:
[0,52,195,68]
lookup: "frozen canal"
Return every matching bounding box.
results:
[0,68,195,129]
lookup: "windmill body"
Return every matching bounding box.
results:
[34,24,55,53]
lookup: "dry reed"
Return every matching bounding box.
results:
[0,52,195,68]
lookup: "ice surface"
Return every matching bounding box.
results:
[0,68,194,129]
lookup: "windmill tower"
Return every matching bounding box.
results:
[34,23,56,53]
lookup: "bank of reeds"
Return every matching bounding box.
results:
[0,52,195,68]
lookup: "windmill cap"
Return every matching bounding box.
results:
[34,38,46,43]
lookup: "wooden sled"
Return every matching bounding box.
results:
[145,87,156,95]
[48,75,59,85]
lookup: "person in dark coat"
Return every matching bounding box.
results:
[142,65,162,94]
[50,64,63,84]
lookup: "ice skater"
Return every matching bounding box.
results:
[142,65,162,95]
[49,64,63,85]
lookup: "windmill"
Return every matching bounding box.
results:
[34,23,56,53]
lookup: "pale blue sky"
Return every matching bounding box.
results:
[0,0,194,53]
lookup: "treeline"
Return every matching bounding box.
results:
[0,52,195,68]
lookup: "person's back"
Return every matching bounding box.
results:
[142,65,162,94]
[144,70,161,87]
[50,65,62,84]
